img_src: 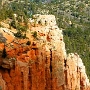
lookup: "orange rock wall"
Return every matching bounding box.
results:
[0,46,65,90]
[64,53,90,90]
[0,45,90,90]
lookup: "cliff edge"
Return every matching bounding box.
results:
[0,14,90,90]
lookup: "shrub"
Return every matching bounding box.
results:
[10,20,17,29]
[32,31,37,39]
[14,31,22,38]
[17,24,27,32]
[26,41,31,45]
[14,32,26,39]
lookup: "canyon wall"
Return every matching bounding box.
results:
[0,15,90,90]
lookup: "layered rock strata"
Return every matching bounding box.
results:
[0,15,90,90]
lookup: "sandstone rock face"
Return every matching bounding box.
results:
[32,14,56,26]
[0,15,90,90]
[1,58,15,69]
[65,53,90,90]
[0,28,15,43]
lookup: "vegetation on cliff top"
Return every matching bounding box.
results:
[0,0,90,79]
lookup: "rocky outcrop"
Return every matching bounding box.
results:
[0,27,15,43]
[0,15,90,90]
[64,53,90,90]
[1,58,15,69]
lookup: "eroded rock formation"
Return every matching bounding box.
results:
[0,15,90,90]
[65,53,90,90]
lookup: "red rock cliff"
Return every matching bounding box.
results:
[0,15,90,90]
